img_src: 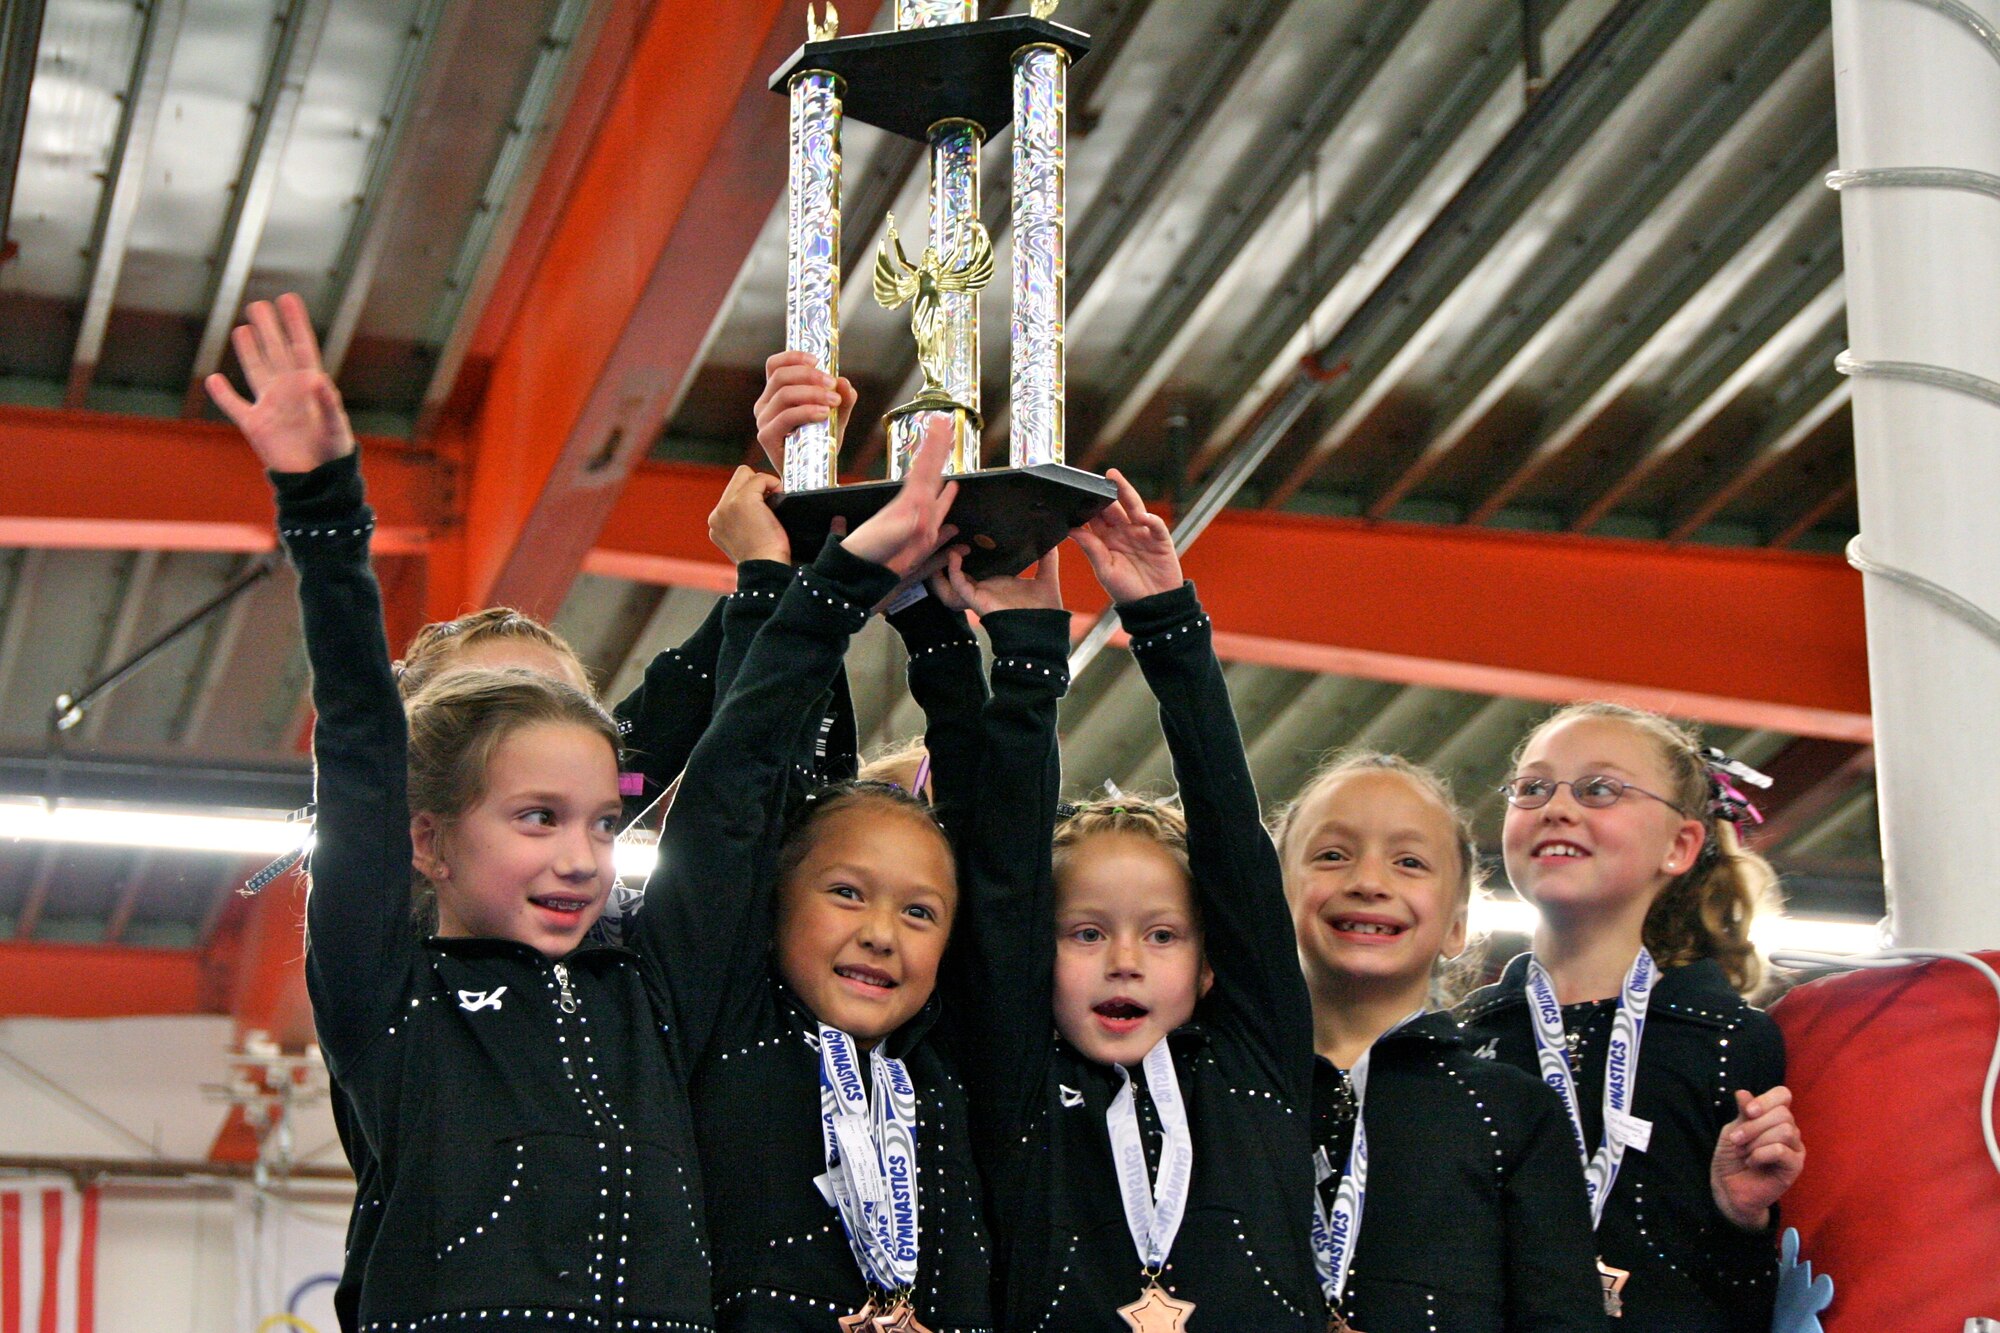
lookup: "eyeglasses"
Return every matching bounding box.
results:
[1498,775,1685,813]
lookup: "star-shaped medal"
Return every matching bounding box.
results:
[1327,1309,1365,1333]
[1598,1258,1630,1318]
[837,1301,878,1333]
[872,1302,934,1333]
[1117,1281,1197,1333]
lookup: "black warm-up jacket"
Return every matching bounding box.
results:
[952,583,1324,1332]
[1308,1012,1607,1331]
[1458,954,1784,1333]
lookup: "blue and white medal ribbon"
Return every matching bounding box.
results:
[1310,1010,1422,1308]
[815,1025,921,1293]
[1526,949,1657,1229]
[1106,1039,1195,1273]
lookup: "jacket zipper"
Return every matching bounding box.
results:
[552,962,579,1013]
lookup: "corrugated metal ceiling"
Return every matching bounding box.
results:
[0,0,1880,950]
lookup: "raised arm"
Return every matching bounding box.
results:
[628,437,959,1062]
[886,585,987,844]
[610,596,725,821]
[1075,473,1314,1099]
[207,294,412,1071]
[936,550,1070,1143]
[612,471,860,822]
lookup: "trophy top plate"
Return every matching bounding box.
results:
[769,15,1092,143]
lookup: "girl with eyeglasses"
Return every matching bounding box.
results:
[1457,702,1806,1333]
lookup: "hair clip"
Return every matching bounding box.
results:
[1701,748,1768,826]
[1702,746,1774,789]
[911,752,933,798]
[239,805,317,895]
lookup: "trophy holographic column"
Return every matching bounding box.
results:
[1009,34,1067,468]
[782,11,844,493]
[890,0,981,479]
[770,1,1111,578]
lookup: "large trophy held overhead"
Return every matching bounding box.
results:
[770,0,1113,578]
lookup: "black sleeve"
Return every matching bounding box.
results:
[885,589,988,846]
[1701,1011,1786,1329]
[610,596,727,823]
[1502,1078,1616,1331]
[627,537,900,1063]
[945,607,1070,1146]
[716,559,855,791]
[610,559,841,827]
[273,452,415,1073]
[713,559,794,697]
[1120,583,1315,1102]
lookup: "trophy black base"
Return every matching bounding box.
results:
[775,464,1116,581]
[771,16,1092,144]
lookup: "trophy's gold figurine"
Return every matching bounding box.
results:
[873,213,996,422]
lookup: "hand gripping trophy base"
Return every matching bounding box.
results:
[774,461,1114,579]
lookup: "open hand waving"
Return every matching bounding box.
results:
[204,293,355,473]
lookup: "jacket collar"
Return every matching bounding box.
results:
[1053,1020,1216,1090]
[1312,1009,1463,1072]
[770,969,943,1061]
[1458,950,1749,1030]
[425,935,636,966]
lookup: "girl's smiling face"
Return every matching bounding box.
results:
[1502,715,1706,921]
[1284,769,1467,992]
[1052,832,1213,1067]
[412,720,622,957]
[774,802,957,1045]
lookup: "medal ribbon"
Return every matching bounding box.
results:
[1309,1010,1422,1307]
[815,1025,922,1293]
[1525,948,1656,1229]
[1105,1039,1195,1272]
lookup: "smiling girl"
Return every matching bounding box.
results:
[954,473,1321,1331]
[229,283,972,1330]
[1273,753,1603,1332]
[680,426,1012,1333]
[1458,702,1805,1332]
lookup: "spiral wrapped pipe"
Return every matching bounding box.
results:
[785,70,844,492]
[1009,43,1068,468]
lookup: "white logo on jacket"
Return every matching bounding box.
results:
[1059,1085,1084,1108]
[457,987,508,1012]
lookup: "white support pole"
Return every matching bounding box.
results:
[1829,0,2000,947]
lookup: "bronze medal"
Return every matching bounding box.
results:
[871,1298,933,1333]
[1327,1307,1364,1333]
[1117,1279,1197,1333]
[1597,1257,1630,1318]
[837,1299,879,1333]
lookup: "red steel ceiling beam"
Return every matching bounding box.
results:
[441,0,884,622]
[593,465,1872,741]
[0,941,220,1018]
[0,414,1869,738]
[1167,510,1870,742]
[0,404,444,554]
